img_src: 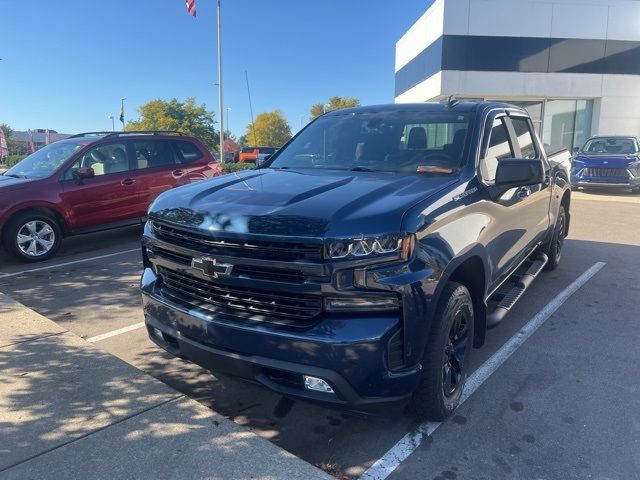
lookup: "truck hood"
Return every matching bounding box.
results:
[573,154,639,168]
[149,169,457,238]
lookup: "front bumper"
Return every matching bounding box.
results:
[141,268,422,415]
[571,173,640,189]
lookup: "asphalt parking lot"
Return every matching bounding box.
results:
[1,189,639,480]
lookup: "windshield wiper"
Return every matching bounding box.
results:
[3,173,26,178]
[349,166,379,172]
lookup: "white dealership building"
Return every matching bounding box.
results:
[395,0,640,150]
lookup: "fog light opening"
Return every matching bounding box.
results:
[303,375,334,393]
[152,327,164,340]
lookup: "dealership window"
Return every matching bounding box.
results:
[542,99,594,151]
[487,99,593,150]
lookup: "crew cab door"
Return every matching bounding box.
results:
[60,141,140,230]
[479,112,551,291]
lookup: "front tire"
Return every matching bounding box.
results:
[2,211,62,262]
[544,205,566,271]
[411,282,474,421]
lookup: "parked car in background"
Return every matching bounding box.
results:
[238,146,278,163]
[141,102,571,421]
[0,131,221,262]
[571,136,640,192]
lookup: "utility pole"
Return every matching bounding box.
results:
[217,0,225,162]
[245,71,257,146]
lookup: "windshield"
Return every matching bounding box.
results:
[269,111,471,174]
[581,137,638,155]
[5,141,84,179]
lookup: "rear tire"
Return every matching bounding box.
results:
[411,282,474,421]
[544,206,566,271]
[2,211,62,262]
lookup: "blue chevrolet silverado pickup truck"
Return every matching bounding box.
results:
[140,101,571,420]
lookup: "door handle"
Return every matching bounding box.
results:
[172,169,185,177]
[517,186,531,198]
[121,178,136,186]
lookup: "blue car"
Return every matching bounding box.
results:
[571,136,640,192]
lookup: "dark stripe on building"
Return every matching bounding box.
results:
[395,35,640,97]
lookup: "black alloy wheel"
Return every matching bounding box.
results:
[442,311,470,397]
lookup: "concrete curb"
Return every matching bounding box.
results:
[0,292,333,479]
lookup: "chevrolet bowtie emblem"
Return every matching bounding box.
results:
[191,257,233,278]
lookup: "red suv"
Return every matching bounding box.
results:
[0,131,221,262]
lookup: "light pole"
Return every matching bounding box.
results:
[109,115,115,132]
[216,0,225,163]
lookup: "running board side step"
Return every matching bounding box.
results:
[486,253,548,329]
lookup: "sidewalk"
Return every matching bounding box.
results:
[0,292,332,479]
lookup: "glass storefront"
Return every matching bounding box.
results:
[486,99,594,150]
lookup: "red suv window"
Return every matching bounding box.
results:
[173,140,204,163]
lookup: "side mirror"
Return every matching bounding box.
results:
[255,155,271,167]
[572,147,580,154]
[495,158,544,188]
[73,167,95,184]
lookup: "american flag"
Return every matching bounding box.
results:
[185,0,196,16]
[0,128,8,159]
[28,130,36,153]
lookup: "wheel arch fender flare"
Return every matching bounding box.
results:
[430,244,490,349]
[2,204,68,237]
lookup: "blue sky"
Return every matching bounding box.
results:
[1,0,430,137]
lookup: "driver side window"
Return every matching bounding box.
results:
[481,118,515,184]
[65,142,130,180]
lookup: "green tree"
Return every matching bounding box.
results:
[125,97,219,150]
[245,110,292,147]
[310,96,361,119]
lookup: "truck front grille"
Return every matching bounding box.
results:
[152,222,323,261]
[157,266,321,323]
[149,245,306,283]
[582,167,629,178]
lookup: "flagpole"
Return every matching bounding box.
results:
[217,0,225,163]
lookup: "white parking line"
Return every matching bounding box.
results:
[359,261,606,480]
[86,322,146,343]
[0,248,140,279]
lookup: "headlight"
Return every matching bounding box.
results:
[327,234,414,260]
